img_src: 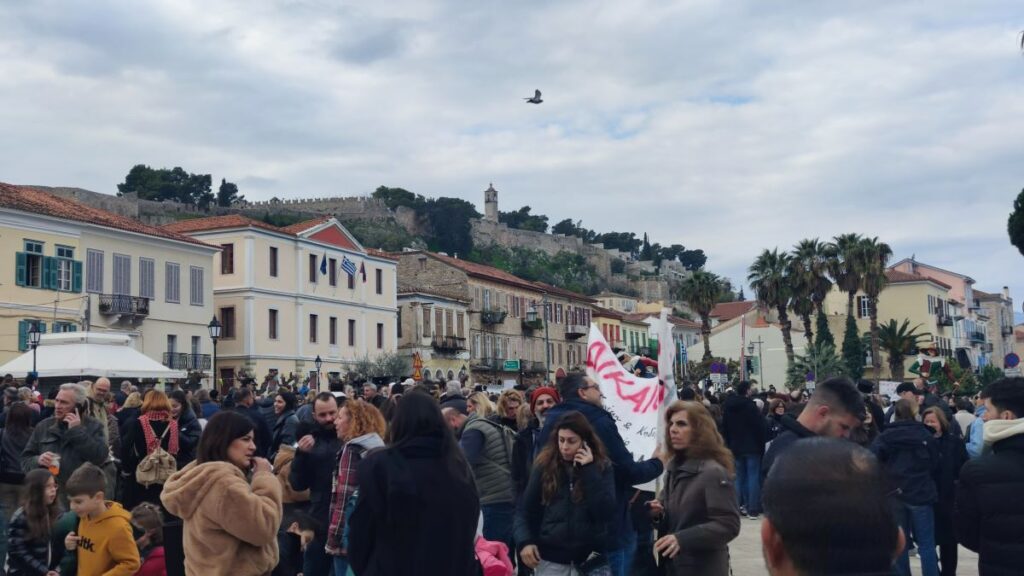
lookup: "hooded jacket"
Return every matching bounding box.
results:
[161,460,282,576]
[870,420,939,506]
[75,501,141,576]
[721,394,766,458]
[956,418,1024,576]
[761,415,815,482]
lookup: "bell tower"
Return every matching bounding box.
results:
[484,183,499,222]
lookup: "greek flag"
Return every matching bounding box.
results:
[341,256,357,277]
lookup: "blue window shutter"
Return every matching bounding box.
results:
[15,252,26,286]
[72,260,83,293]
[17,320,28,351]
[39,321,47,334]
[42,257,55,290]
[69,324,77,332]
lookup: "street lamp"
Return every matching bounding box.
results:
[28,322,41,373]
[747,338,764,386]
[529,298,552,383]
[314,355,323,392]
[207,316,222,391]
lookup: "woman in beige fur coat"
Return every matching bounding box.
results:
[162,411,283,576]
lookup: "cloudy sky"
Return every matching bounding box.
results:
[2,1,1022,303]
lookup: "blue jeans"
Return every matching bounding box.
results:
[895,503,939,576]
[735,454,762,516]
[605,528,638,576]
[482,502,516,555]
[332,555,350,576]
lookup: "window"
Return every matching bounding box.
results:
[309,254,318,283]
[269,247,278,277]
[165,263,180,303]
[55,246,74,292]
[189,267,204,306]
[473,334,481,358]
[857,296,870,319]
[53,322,77,333]
[220,307,236,339]
[139,258,155,299]
[422,308,431,337]
[435,309,443,337]
[457,312,465,338]
[483,289,491,310]
[220,244,234,275]
[397,307,403,338]
[269,309,279,340]
[86,250,104,293]
[558,343,563,364]
[330,317,338,345]
[167,334,177,354]
[18,240,44,288]
[513,296,521,318]
[377,323,384,349]
[191,335,201,357]
[329,258,338,286]
[495,336,504,359]
[309,314,318,343]
[347,271,355,289]
[348,319,356,346]
[445,310,454,336]
[112,254,131,295]
[375,268,383,295]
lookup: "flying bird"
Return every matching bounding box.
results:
[524,89,543,104]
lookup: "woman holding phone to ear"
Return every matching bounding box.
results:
[514,412,616,575]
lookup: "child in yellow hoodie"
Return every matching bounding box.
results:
[64,463,141,576]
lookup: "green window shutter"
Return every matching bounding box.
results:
[39,322,47,334]
[69,324,78,332]
[41,257,55,290]
[72,260,83,292]
[15,252,26,286]
[17,320,28,351]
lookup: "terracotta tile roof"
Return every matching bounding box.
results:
[427,252,543,293]
[531,281,597,303]
[668,316,701,329]
[162,214,285,235]
[279,216,332,235]
[709,301,757,321]
[0,183,215,248]
[591,305,624,320]
[621,312,701,330]
[366,248,399,261]
[884,269,952,290]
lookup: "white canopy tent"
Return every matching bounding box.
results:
[0,332,187,379]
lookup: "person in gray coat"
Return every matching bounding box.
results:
[649,401,740,576]
[21,383,108,505]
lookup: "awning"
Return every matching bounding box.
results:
[0,332,187,380]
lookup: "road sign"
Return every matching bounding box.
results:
[1006,353,1020,369]
[503,359,520,371]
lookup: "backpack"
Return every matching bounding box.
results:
[136,422,177,487]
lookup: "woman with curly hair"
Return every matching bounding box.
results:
[325,399,387,575]
[495,390,524,431]
[515,411,616,574]
[467,392,495,418]
[649,401,740,576]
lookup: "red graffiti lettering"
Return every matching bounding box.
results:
[586,340,610,369]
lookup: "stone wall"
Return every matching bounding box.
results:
[242,196,393,219]
[471,219,613,279]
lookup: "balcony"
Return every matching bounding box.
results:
[481,308,507,325]
[984,342,994,353]
[98,294,149,318]
[564,323,588,340]
[937,314,953,327]
[431,336,467,354]
[472,357,503,371]
[162,352,211,371]
[971,331,986,344]
[1003,325,1014,336]
[521,318,544,333]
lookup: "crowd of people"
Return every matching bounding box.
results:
[0,367,1021,576]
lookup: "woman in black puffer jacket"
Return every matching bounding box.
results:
[514,411,616,574]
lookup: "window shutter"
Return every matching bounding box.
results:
[15,252,27,286]
[72,260,83,293]
[44,257,57,290]
[69,323,78,332]
[17,320,28,351]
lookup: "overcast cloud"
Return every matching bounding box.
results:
[1,0,1022,305]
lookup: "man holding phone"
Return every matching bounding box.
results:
[21,383,108,506]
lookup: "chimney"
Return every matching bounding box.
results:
[1003,286,1010,300]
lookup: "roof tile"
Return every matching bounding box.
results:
[884,269,952,290]
[162,214,286,235]
[709,301,757,321]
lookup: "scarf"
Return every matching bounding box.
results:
[139,412,179,456]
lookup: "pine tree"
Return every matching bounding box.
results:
[841,315,864,379]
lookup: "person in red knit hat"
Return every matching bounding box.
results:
[512,387,561,497]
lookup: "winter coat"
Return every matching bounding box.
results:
[75,501,140,576]
[288,423,342,525]
[461,413,515,505]
[721,395,766,458]
[115,407,140,434]
[87,397,121,456]
[5,507,56,575]
[200,401,219,421]
[325,433,386,555]
[0,425,31,484]
[761,415,815,483]
[513,460,616,565]
[348,435,480,576]
[955,418,1024,576]
[269,409,299,461]
[20,415,108,498]
[511,419,542,498]
[539,399,664,545]
[765,415,784,443]
[659,457,741,576]
[135,546,167,576]
[175,410,201,467]
[871,420,940,506]
[161,460,282,576]
[933,429,968,506]
[121,415,179,509]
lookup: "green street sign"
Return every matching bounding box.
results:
[503,359,520,371]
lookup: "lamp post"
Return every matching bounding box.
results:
[747,338,764,386]
[528,298,552,383]
[28,322,41,373]
[208,316,222,391]
[314,354,323,392]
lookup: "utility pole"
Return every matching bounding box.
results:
[83,294,91,331]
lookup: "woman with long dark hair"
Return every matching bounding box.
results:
[348,390,480,576]
[269,391,299,461]
[1,402,35,568]
[161,411,282,576]
[649,401,740,576]
[168,390,201,467]
[923,406,967,576]
[5,468,61,575]
[515,411,616,574]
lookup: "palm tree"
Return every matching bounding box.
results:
[875,320,931,382]
[680,271,722,361]
[827,233,865,319]
[748,249,795,366]
[859,237,894,382]
[793,239,835,342]
[786,342,845,389]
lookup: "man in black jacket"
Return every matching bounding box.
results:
[762,377,865,482]
[955,377,1024,576]
[289,392,342,576]
[232,386,273,458]
[722,380,766,519]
